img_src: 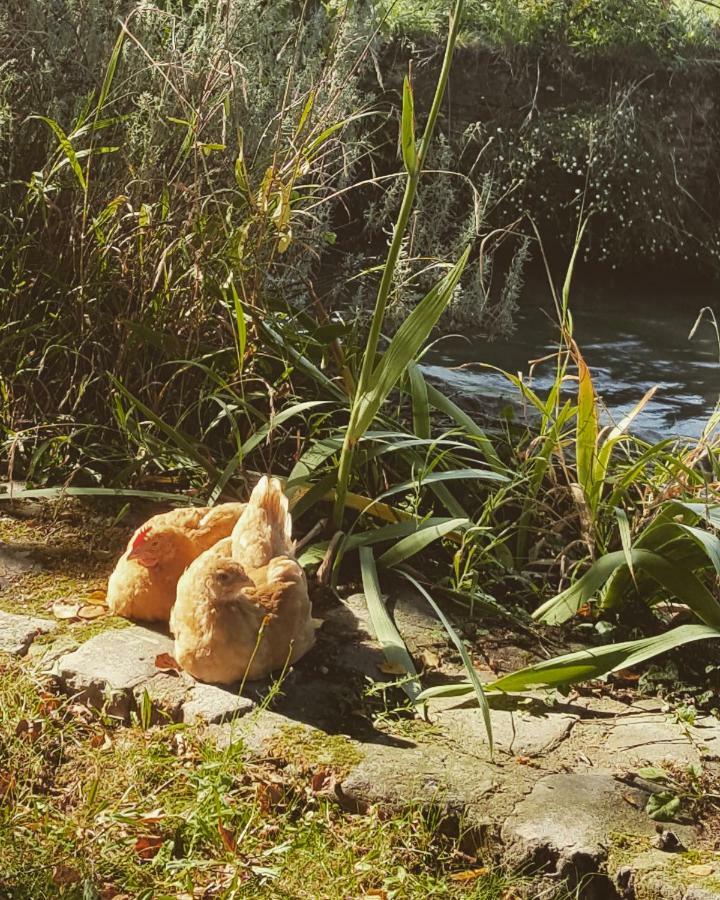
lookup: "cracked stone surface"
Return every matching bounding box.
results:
[54,625,255,724]
[0,609,57,655]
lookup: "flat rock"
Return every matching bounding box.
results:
[182,682,254,725]
[56,626,176,718]
[605,707,703,766]
[338,739,496,818]
[435,699,578,758]
[0,609,57,655]
[501,772,696,888]
[55,625,256,724]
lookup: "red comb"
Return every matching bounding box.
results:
[132,523,152,548]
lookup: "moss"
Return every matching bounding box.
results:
[607,831,652,868]
[267,724,364,776]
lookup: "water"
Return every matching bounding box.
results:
[422,281,720,439]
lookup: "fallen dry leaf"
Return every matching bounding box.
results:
[515,756,531,765]
[310,770,333,793]
[687,864,714,877]
[256,781,284,813]
[137,808,166,825]
[377,660,408,676]
[86,589,108,603]
[52,863,81,886]
[217,819,237,852]
[419,648,440,670]
[155,652,181,673]
[362,892,388,900]
[52,601,80,620]
[449,867,489,882]
[89,731,113,751]
[78,604,107,620]
[134,834,164,860]
[15,719,42,743]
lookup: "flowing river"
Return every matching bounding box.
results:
[421,278,720,440]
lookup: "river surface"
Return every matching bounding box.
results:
[422,281,720,440]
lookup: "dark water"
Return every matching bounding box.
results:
[422,282,720,439]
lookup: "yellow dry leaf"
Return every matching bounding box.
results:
[449,867,489,882]
[77,604,107,620]
[377,661,407,676]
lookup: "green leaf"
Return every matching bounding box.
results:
[0,486,203,504]
[636,767,670,782]
[344,517,456,552]
[575,350,598,508]
[399,571,493,753]
[491,624,720,692]
[359,548,423,707]
[646,791,681,822]
[407,362,430,439]
[32,116,86,191]
[425,381,502,468]
[615,507,635,582]
[535,546,720,627]
[354,247,471,436]
[401,75,418,175]
[378,518,469,568]
[377,467,508,502]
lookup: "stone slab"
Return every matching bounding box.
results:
[435,700,578,759]
[182,682,254,725]
[56,626,177,718]
[55,625,255,724]
[0,609,57,655]
[501,772,696,887]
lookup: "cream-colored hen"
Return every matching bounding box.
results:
[107,503,246,622]
[171,477,315,683]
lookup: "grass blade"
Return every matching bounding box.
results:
[399,571,493,753]
[359,547,423,707]
[378,518,469,568]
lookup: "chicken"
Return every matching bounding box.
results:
[171,477,315,683]
[107,502,246,622]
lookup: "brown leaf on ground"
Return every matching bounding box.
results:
[86,589,108,603]
[78,604,107,620]
[217,819,237,852]
[419,649,440,670]
[89,731,113,750]
[15,719,42,743]
[449,867,489,882]
[52,601,80,620]
[155,652,181,673]
[362,891,388,899]
[52,863,81,886]
[134,834,164,860]
[310,770,334,794]
[256,781,284,813]
[37,690,61,716]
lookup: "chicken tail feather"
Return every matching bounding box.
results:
[231,476,294,569]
